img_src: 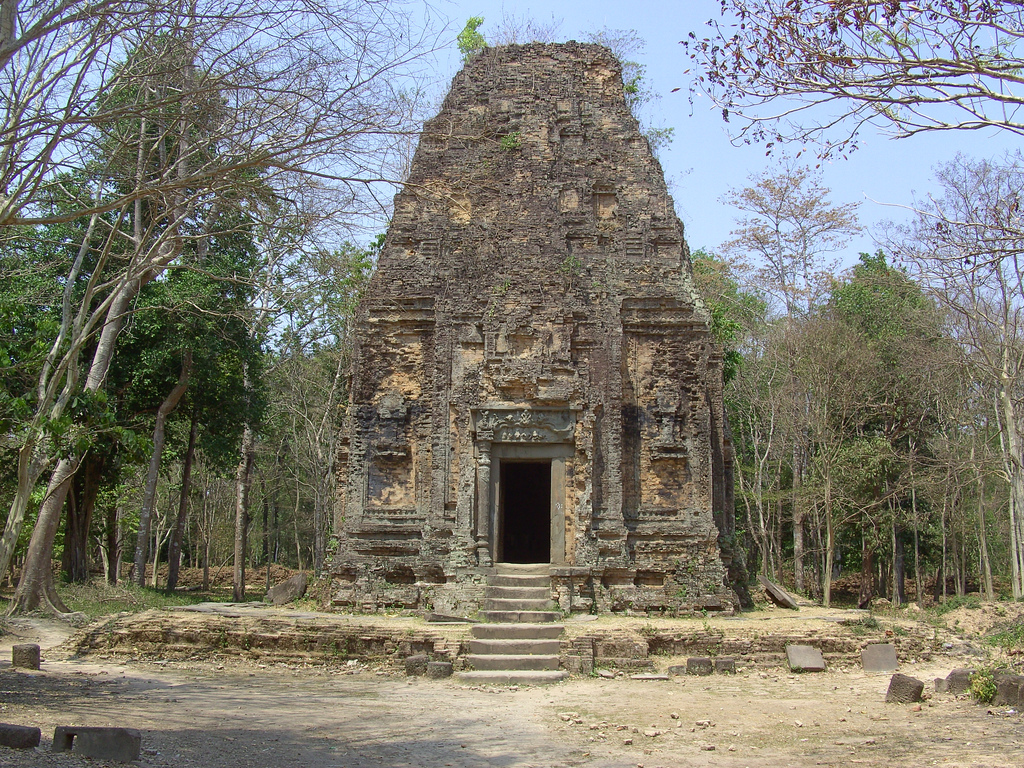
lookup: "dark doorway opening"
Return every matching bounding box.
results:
[500,461,551,563]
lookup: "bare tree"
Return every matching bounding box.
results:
[722,161,859,594]
[721,161,860,317]
[2,0,435,613]
[887,155,1024,599]
[684,1,1024,156]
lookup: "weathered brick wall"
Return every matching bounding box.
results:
[331,43,746,613]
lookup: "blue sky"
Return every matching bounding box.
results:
[423,0,1020,268]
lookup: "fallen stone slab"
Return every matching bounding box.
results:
[786,644,826,672]
[666,665,686,676]
[757,575,799,610]
[11,643,40,670]
[53,726,141,763]
[861,643,899,673]
[687,657,714,676]
[425,661,453,679]
[630,674,670,681]
[404,653,428,676]
[886,673,924,704]
[714,657,736,674]
[265,573,307,606]
[944,668,975,696]
[0,723,41,749]
[425,613,480,623]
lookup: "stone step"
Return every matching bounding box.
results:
[488,573,551,588]
[466,654,560,671]
[471,623,564,640]
[483,597,555,612]
[493,563,551,575]
[486,585,551,600]
[479,610,562,623]
[457,670,568,686]
[469,638,562,655]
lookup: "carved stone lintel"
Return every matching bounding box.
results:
[474,408,574,444]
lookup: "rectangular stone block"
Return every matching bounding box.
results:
[686,657,713,676]
[714,657,736,674]
[425,661,453,679]
[404,653,428,676]
[994,674,1024,706]
[0,723,41,749]
[11,643,40,670]
[885,673,924,703]
[53,726,141,763]
[861,643,898,673]
[786,644,826,672]
[945,668,975,695]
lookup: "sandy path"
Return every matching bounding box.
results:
[2,654,1022,768]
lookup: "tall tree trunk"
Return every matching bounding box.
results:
[822,480,834,608]
[793,456,805,593]
[233,423,255,602]
[261,475,271,593]
[912,485,923,607]
[858,526,875,609]
[977,476,994,601]
[9,214,186,613]
[892,524,906,606]
[104,502,120,585]
[995,381,1024,599]
[132,352,192,587]
[166,401,200,592]
[8,459,78,614]
[61,453,104,583]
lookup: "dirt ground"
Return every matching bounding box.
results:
[1,605,1022,768]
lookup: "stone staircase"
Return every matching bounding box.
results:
[458,563,567,685]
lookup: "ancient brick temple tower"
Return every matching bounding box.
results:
[331,43,746,615]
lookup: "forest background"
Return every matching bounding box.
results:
[1,0,1022,614]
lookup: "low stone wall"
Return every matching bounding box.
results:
[70,605,941,675]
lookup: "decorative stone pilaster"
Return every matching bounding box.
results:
[475,435,493,566]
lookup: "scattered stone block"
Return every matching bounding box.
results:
[425,661,453,679]
[666,665,686,676]
[786,645,826,672]
[757,575,799,610]
[714,657,736,674]
[11,643,40,670]
[404,653,428,676]
[0,724,41,749]
[934,677,948,693]
[265,572,307,606]
[885,673,925,704]
[945,668,975,695]
[686,657,713,676]
[53,726,141,763]
[994,673,1024,706]
[861,643,899,673]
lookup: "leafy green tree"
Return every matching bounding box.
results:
[457,16,487,60]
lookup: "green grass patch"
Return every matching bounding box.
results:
[57,581,232,620]
[987,620,1024,652]
[846,616,880,635]
[929,594,982,616]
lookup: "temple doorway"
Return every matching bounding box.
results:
[498,461,551,563]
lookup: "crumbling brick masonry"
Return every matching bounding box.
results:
[331,43,748,615]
